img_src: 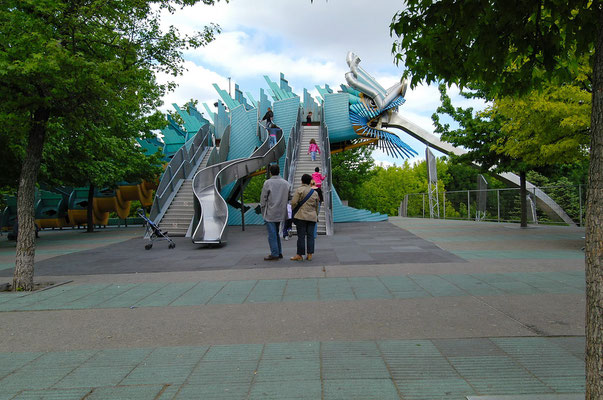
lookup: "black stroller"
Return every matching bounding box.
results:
[137,209,175,250]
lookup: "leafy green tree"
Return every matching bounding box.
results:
[242,175,266,203]
[492,81,591,166]
[431,85,532,226]
[357,164,424,216]
[391,2,602,395]
[331,143,376,207]
[0,0,221,290]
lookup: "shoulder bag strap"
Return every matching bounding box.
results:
[292,189,314,217]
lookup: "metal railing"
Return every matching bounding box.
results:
[149,124,212,223]
[319,106,334,235]
[400,184,587,226]
[284,107,303,186]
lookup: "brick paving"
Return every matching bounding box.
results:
[0,218,586,399]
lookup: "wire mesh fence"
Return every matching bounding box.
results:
[400,184,586,226]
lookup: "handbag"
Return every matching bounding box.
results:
[292,189,315,217]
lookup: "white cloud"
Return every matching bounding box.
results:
[155,61,231,113]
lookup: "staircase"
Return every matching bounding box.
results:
[291,124,327,235]
[157,148,213,237]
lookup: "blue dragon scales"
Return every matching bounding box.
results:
[341,52,418,158]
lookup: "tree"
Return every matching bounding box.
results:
[431,85,532,226]
[391,1,602,396]
[0,0,221,290]
[492,80,591,166]
[331,143,375,207]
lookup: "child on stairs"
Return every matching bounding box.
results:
[308,138,321,161]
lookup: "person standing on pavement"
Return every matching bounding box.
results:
[290,174,320,261]
[260,164,290,261]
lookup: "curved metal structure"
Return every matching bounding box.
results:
[382,112,575,225]
[191,128,286,244]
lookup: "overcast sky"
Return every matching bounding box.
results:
[157,0,486,166]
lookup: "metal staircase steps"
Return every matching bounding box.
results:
[291,125,327,235]
[157,148,213,237]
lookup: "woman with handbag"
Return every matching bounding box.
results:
[290,174,320,261]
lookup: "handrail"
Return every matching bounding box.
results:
[190,127,286,244]
[149,124,212,223]
[284,107,303,186]
[319,106,334,235]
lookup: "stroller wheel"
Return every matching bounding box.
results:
[145,244,152,250]
[169,243,176,249]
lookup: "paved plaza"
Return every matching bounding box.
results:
[0,218,586,399]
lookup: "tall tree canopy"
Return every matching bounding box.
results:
[0,0,221,290]
[391,1,602,396]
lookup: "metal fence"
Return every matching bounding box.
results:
[400,184,587,226]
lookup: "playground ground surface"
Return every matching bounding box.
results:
[0,217,586,399]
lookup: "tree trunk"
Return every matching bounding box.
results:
[13,109,49,291]
[87,184,95,233]
[585,8,603,399]
[519,170,527,228]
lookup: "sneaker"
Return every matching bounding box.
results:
[290,255,303,261]
[306,254,312,261]
[264,255,280,261]
[284,236,290,241]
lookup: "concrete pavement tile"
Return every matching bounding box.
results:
[95,282,168,308]
[348,277,392,299]
[0,352,43,379]
[173,383,249,399]
[395,377,475,399]
[169,281,226,306]
[202,343,263,362]
[245,279,286,303]
[262,342,319,360]
[29,350,97,368]
[134,282,198,307]
[83,348,153,367]
[539,376,585,393]
[432,338,505,357]
[323,379,399,399]
[187,360,258,384]
[255,359,320,382]
[142,346,208,366]
[54,365,133,388]
[249,380,322,399]
[120,363,196,385]
[0,366,73,391]
[10,388,92,400]
[207,280,257,304]
[409,275,466,297]
[86,385,164,399]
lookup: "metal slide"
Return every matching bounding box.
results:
[382,112,576,225]
[190,128,286,244]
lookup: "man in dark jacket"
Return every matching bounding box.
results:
[260,164,290,260]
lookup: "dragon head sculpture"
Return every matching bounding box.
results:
[341,52,417,159]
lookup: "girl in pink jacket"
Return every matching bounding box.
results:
[308,138,321,161]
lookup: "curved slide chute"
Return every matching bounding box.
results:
[383,112,576,225]
[191,127,286,244]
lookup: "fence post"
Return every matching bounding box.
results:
[443,192,446,219]
[467,191,470,220]
[497,189,500,223]
[422,194,425,218]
